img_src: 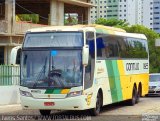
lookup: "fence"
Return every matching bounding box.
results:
[0,65,20,86]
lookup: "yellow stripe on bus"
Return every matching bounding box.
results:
[117,60,129,100]
[61,89,70,94]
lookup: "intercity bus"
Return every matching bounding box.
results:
[19,25,149,116]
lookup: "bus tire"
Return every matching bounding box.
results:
[128,86,137,106]
[136,84,141,103]
[39,110,51,116]
[90,91,102,116]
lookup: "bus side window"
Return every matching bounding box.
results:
[85,32,95,89]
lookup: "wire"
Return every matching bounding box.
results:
[15,2,48,20]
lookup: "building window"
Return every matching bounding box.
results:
[154,17,159,19]
[154,7,159,9]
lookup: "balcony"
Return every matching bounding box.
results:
[14,21,48,34]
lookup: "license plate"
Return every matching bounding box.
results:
[44,102,55,106]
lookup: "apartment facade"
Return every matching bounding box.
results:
[118,0,142,25]
[107,0,118,19]
[90,0,142,25]
[0,0,93,64]
[142,0,160,33]
[90,0,108,22]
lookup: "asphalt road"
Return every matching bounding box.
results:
[1,97,160,121]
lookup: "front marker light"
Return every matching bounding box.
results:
[20,90,33,97]
[67,91,82,97]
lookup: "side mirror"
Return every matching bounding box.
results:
[10,46,21,65]
[82,45,89,66]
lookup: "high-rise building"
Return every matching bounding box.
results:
[152,0,160,33]
[107,0,118,19]
[142,0,160,33]
[90,0,108,22]
[118,0,142,25]
[142,0,153,30]
[91,0,142,25]
[90,0,160,33]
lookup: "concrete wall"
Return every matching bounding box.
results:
[0,86,20,105]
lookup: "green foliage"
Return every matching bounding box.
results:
[95,18,160,73]
[16,14,39,24]
[64,17,78,25]
[95,18,129,27]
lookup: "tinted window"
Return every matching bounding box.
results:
[124,38,148,58]
[96,34,148,59]
[150,75,160,82]
[96,34,121,58]
[24,32,83,48]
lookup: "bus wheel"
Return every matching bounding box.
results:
[136,85,141,103]
[128,86,137,106]
[90,92,102,116]
[39,110,51,116]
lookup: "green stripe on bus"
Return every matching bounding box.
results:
[53,89,62,94]
[112,60,123,102]
[106,60,123,103]
[45,89,54,94]
[45,89,62,94]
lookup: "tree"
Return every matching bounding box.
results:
[95,18,129,27]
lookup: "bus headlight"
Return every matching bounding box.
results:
[20,90,33,97]
[67,91,82,97]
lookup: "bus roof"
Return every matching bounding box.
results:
[27,24,147,40]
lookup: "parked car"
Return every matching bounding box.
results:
[148,73,160,95]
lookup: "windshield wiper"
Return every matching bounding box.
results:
[33,57,48,88]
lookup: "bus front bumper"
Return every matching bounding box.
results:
[20,95,90,110]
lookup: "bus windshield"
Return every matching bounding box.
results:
[21,50,82,88]
[150,75,160,82]
[24,32,83,48]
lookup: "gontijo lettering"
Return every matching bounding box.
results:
[126,63,139,71]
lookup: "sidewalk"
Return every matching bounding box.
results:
[0,104,22,114]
